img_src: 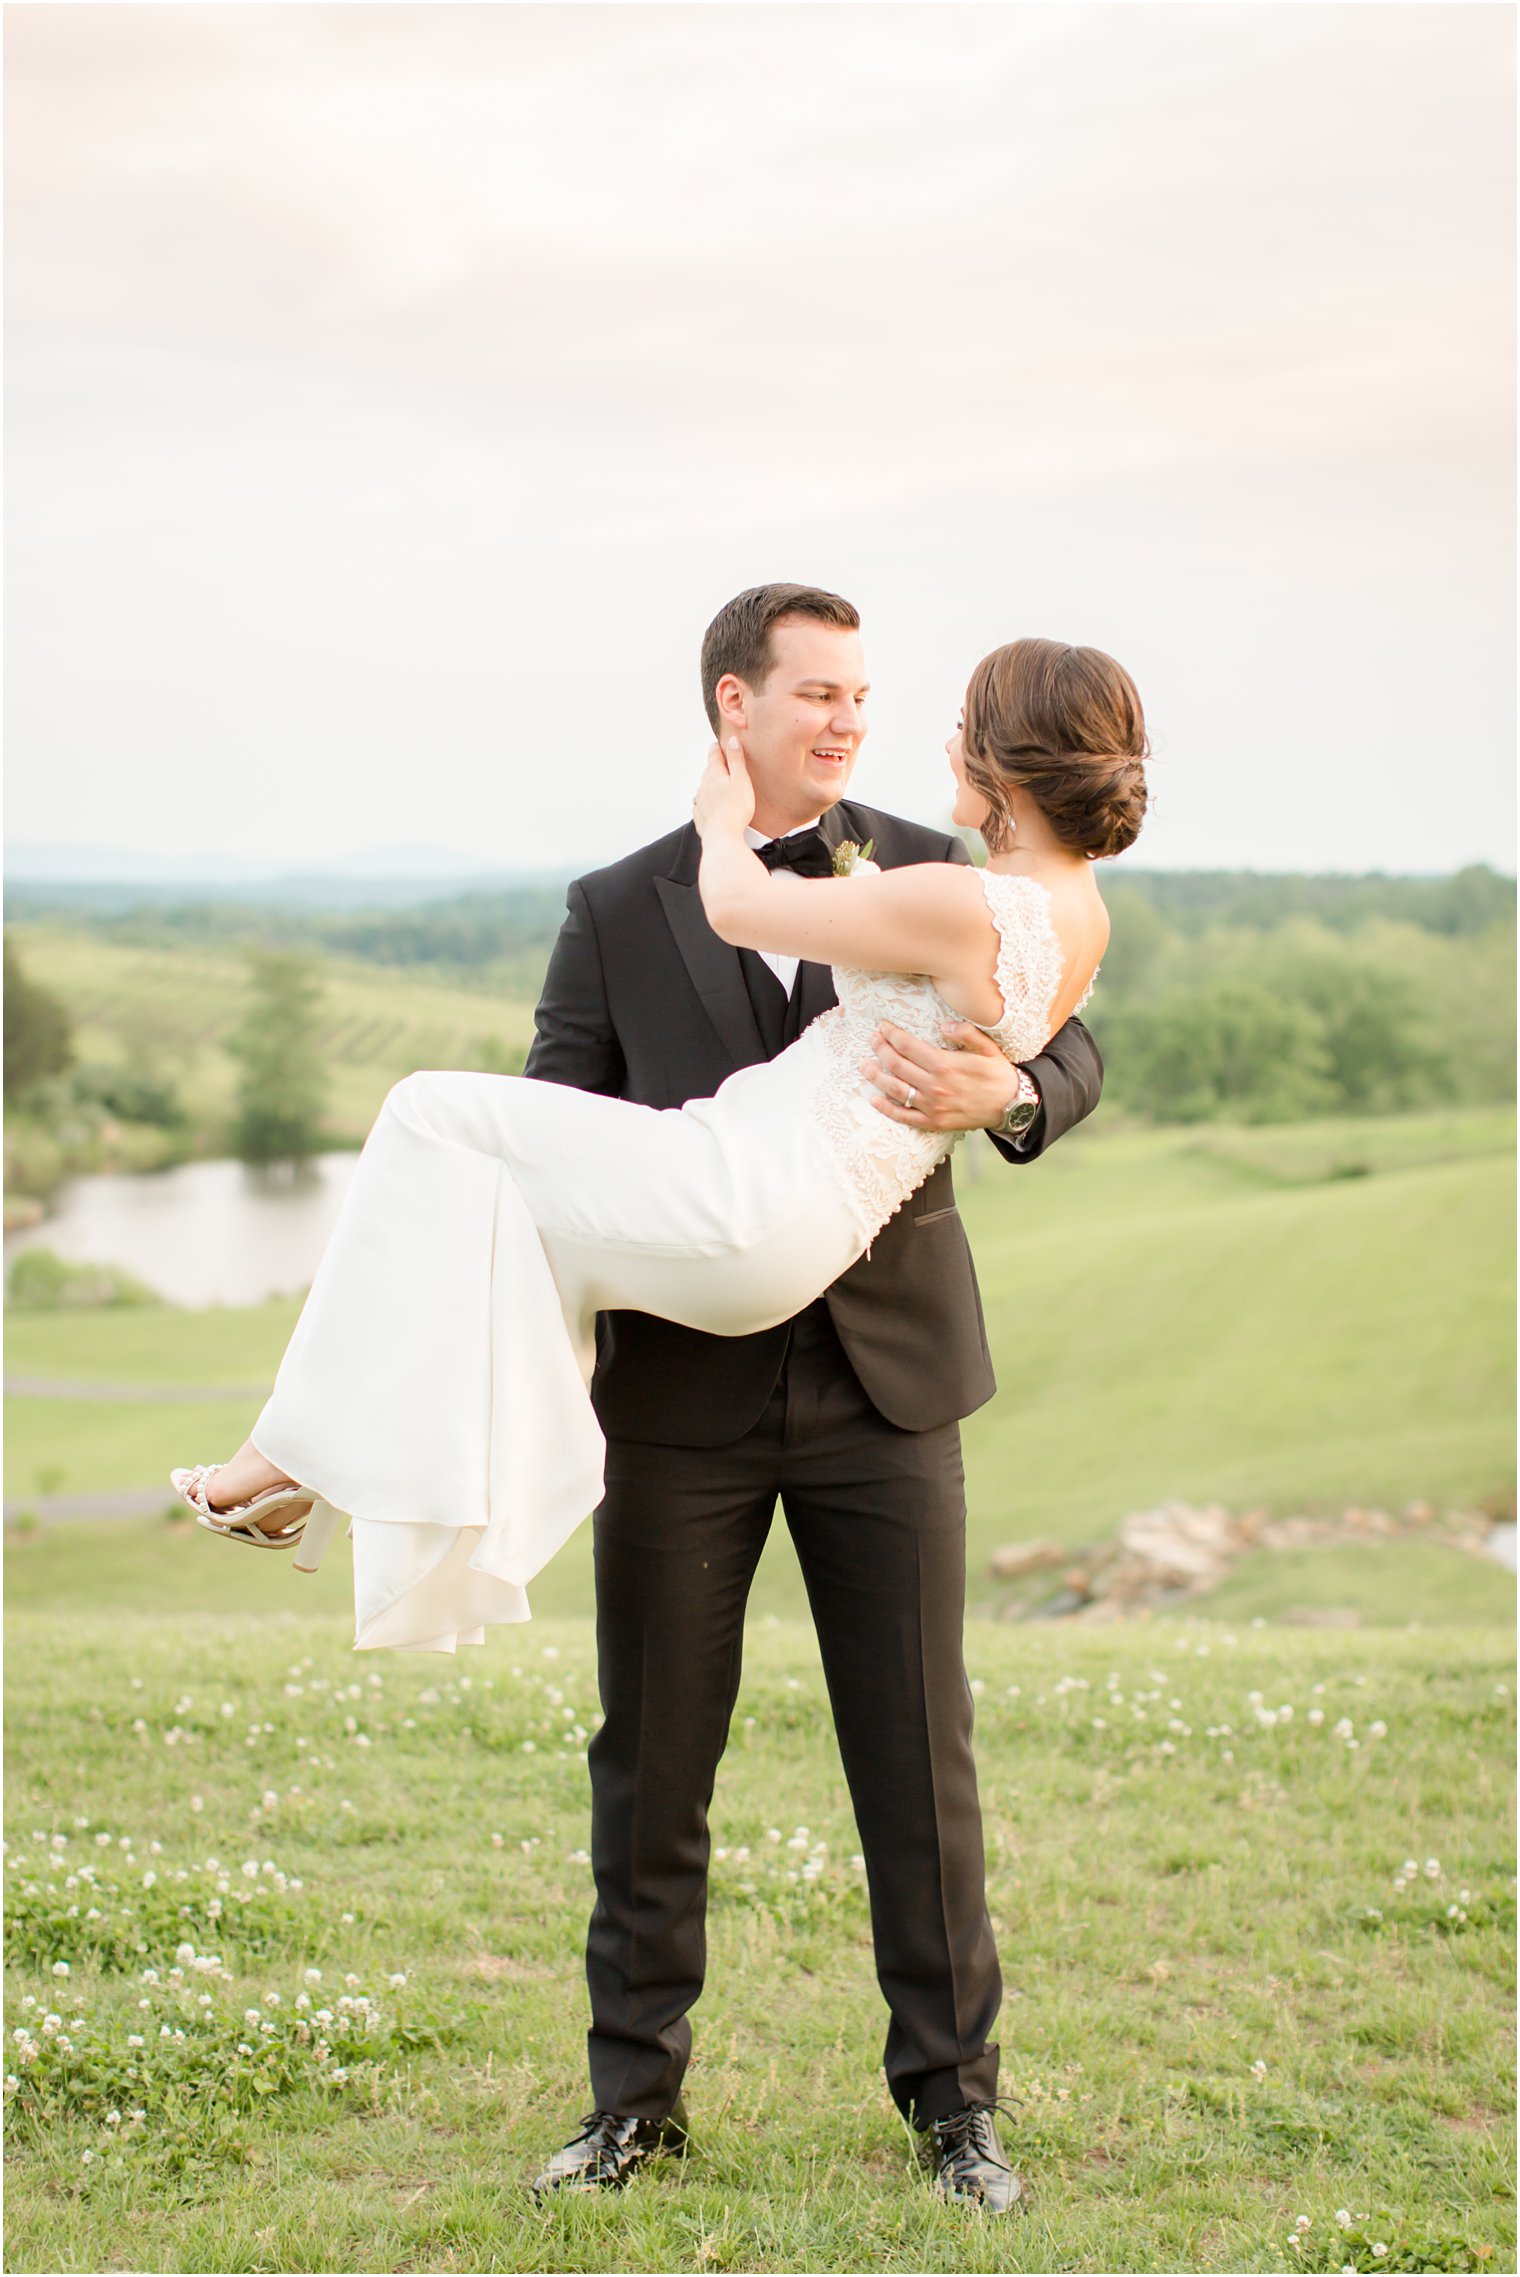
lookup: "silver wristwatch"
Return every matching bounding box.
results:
[994,1066,1041,1138]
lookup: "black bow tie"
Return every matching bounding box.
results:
[756,828,834,878]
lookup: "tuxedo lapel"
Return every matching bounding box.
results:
[654,862,767,1069]
[792,953,838,1033]
[652,802,886,1067]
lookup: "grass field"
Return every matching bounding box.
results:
[6,1103,1514,2270]
[13,927,541,1142]
[3,1587,1513,2275]
[6,1108,1514,1629]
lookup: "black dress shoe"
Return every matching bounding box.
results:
[919,2101,1024,2211]
[529,2098,690,2195]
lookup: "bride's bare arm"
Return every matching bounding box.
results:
[694,740,985,989]
[701,841,982,986]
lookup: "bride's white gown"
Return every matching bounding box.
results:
[253,870,1085,1652]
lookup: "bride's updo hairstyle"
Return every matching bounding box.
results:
[962,638,1148,859]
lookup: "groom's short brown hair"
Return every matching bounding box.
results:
[700,584,860,733]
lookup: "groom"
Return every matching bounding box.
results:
[524,585,1102,2208]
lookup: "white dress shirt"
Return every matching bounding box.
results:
[743,819,824,997]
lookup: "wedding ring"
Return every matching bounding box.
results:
[904,1085,918,1110]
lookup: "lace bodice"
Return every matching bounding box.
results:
[796,868,1094,1243]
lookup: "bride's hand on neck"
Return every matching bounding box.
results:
[692,738,756,841]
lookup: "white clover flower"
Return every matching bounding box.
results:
[237,2042,254,2056]
[51,1962,69,1979]
[1371,2246,1387,2259]
[1424,1858,1440,1877]
[127,2034,144,2048]
[106,2110,121,2126]
[1335,2209,1352,2228]
[1250,2059,1267,2081]
[244,2009,262,2024]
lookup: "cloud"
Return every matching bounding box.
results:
[5,3,1513,872]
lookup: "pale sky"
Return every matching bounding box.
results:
[5,2,1515,878]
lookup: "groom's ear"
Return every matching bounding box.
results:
[713,673,748,729]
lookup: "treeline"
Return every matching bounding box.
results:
[6,867,1515,1138]
[9,863,1511,972]
[1099,864,1513,940]
[1090,872,1514,1123]
[3,882,572,976]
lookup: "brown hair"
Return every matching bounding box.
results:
[962,638,1148,859]
[700,583,860,733]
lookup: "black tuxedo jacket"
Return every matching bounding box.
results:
[524,799,1104,1445]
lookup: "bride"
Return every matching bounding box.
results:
[172,636,1146,1652]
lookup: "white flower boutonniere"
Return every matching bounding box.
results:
[831,838,880,878]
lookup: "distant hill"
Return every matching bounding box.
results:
[8,863,1513,960]
[1109,864,1514,938]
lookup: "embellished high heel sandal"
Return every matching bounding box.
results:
[169,1465,345,1571]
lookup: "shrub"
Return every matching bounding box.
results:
[5,1248,159,1311]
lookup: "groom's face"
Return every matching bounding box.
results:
[722,618,869,833]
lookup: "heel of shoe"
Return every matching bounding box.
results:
[292,1500,345,1574]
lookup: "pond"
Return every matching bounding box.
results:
[3,1154,361,1309]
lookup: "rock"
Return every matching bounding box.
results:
[1027,1588,1089,1621]
[1115,1501,1240,1590]
[988,1538,1070,1580]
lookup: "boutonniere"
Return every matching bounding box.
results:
[831,838,879,877]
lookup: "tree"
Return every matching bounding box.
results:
[1110,979,1336,1124]
[226,950,329,1165]
[3,935,73,1102]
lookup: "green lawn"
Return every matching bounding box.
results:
[6,1110,1513,2270]
[14,927,539,1143]
[6,1109,1513,1630]
[4,1592,1513,2274]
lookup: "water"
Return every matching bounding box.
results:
[3,1153,360,1309]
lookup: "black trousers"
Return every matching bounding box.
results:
[583,1302,1002,2126]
